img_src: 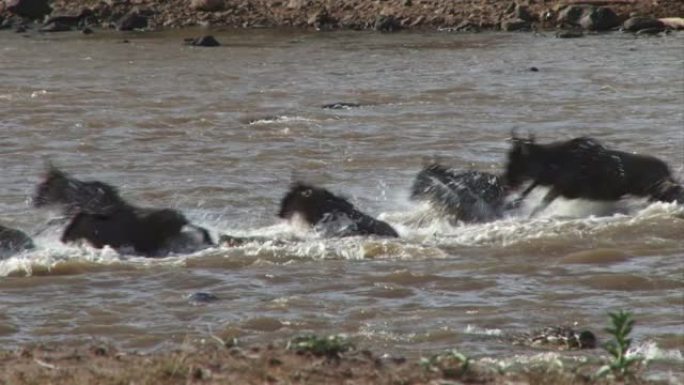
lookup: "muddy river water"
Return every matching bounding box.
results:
[0,29,682,379]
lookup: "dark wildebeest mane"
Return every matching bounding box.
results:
[410,163,507,223]
[278,182,399,238]
[33,165,214,256]
[504,133,684,216]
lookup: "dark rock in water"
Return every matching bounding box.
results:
[0,224,34,257]
[636,27,666,35]
[556,30,584,38]
[410,164,507,223]
[622,16,665,33]
[184,35,221,47]
[116,11,148,31]
[81,27,94,35]
[321,102,361,110]
[501,18,531,32]
[43,8,94,30]
[14,24,28,33]
[188,292,219,304]
[374,15,401,32]
[39,21,72,33]
[529,66,539,72]
[6,0,52,20]
[452,20,480,32]
[278,182,399,238]
[579,6,620,31]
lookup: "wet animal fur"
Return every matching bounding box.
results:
[504,135,684,216]
[410,164,507,223]
[34,165,213,256]
[278,182,399,238]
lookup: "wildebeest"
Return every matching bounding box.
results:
[0,224,34,257]
[278,182,399,238]
[504,134,684,216]
[33,165,213,256]
[410,163,509,223]
[33,164,125,216]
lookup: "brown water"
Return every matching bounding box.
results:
[1,29,683,379]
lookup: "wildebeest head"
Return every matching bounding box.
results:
[503,131,537,189]
[277,182,354,225]
[33,164,123,214]
[33,164,73,208]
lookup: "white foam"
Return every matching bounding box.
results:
[248,115,315,125]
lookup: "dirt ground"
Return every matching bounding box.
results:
[7,0,684,31]
[0,339,663,385]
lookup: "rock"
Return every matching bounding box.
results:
[308,9,336,30]
[501,18,530,32]
[188,292,219,304]
[556,30,584,38]
[14,23,27,33]
[116,10,148,31]
[557,5,589,27]
[635,27,665,36]
[453,19,479,32]
[660,17,684,30]
[5,0,51,20]
[515,4,534,22]
[184,35,221,47]
[558,5,619,31]
[190,0,224,12]
[622,16,665,32]
[579,7,620,31]
[529,66,539,72]
[82,27,94,34]
[374,15,401,32]
[39,21,72,32]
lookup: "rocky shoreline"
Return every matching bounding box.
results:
[1,0,683,35]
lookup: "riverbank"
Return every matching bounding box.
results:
[1,0,683,32]
[0,337,664,385]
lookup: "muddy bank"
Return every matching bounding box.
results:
[0,339,662,385]
[1,0,683,32]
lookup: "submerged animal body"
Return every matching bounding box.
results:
[410,164,508,223]
[504,135,684,216]
[278,182,399,238]
[33,166,213,256]
[0,224,34,257]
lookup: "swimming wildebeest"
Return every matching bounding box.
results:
[278,182,399,238]
[33,165,213,256]
[504,134,684,216]
[0,224,34,258]
[410,163,509,223]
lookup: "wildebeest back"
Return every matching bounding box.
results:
[0,225,34,256]
[410,164,506,223]
[278,182,399,238]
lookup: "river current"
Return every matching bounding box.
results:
[0,29,682,379]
